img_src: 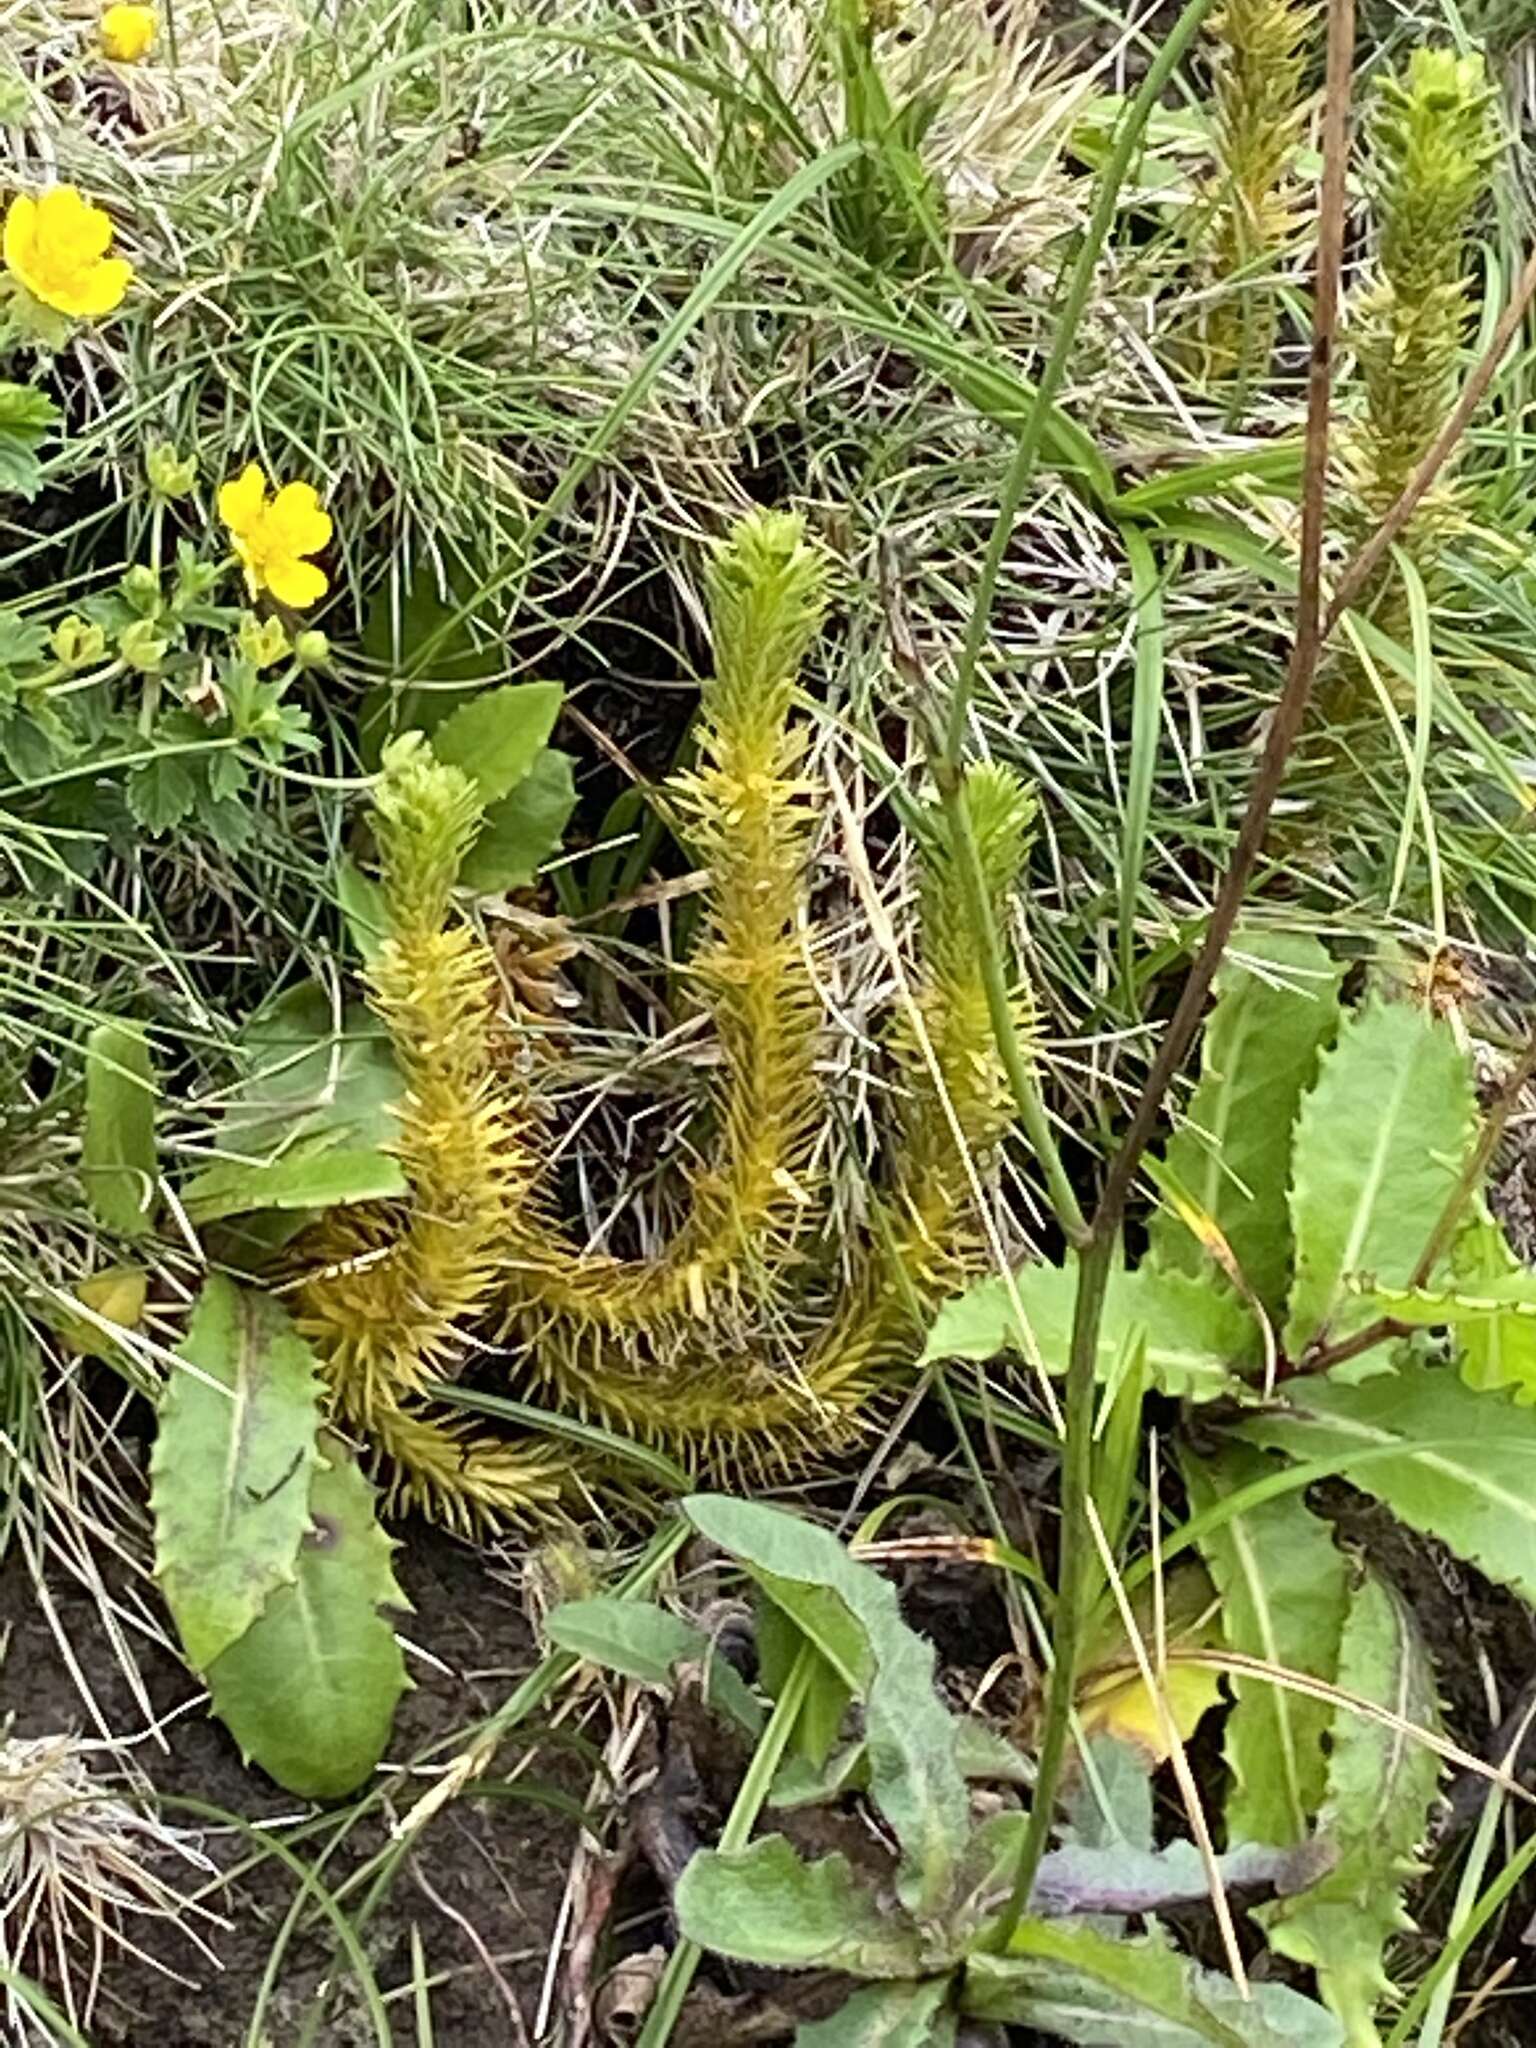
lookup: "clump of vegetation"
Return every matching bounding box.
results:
[12,0,1536,2040]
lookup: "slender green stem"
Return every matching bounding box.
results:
[986,1237,1112,1951]
[635,1647,817,2048]
[986,0,1358,1955]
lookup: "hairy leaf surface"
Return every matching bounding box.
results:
[684,1496,968,1919]
[674,1837,926,1977]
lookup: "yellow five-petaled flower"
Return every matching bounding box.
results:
[100,3,157,62]
[219,464,333,609]
[3,186,134,319]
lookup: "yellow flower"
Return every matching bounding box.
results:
[100,3,156,61]
[3,187,133,319]
[218,463,332,609]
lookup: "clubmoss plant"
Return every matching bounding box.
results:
[296,512,1036,1524]
[1199,0,1319,384]
[1347,46,1500,563]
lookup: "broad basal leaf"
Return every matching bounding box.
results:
[1258,1575,1440,2045]
[429,681,563,805]
[151,1275,323,1671]
[1184,1444,1348,1846]
[1239,1359,1536,1604]
[82,1019,158,1239]
[180,985,405,1223]
[797,1978,956,2048]
[1151,930,1341,1313]
[674,1837,927,1978]
[922,1257,1256,1400]
[963,1924,1343,2044]
[1284,1000,1476,1356]
[205,1442,409,1799]
[684,1496,968,1919]
[459,747,577,894]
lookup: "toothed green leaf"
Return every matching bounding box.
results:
[82,1019,159,1239]
[1184,1445,1348,1847]
[1239,1360,1536,1604]
[963,1924,1344,2043]
[923,1256,1255,1399]
[205,1442,409,1799]
[1284,1000,1476,1356]
[1151,930,1340,1312]
[1451,1209,1536,1400]
[1258,1576,1440,2044]
[151,1275,323,1671]
[674,1836,927,1977]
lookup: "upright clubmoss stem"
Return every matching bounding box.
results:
[933,0,1216,1251]
[982,0,1358,1957]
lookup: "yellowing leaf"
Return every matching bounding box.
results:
[1077,1660,1224,1767]
[53,1265,147,1357]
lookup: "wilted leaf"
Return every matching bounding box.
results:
[1184,1445,1348,1846]
[1077,1662,1223,1770]
[797,1978,957,2047]
[963,1924,1343,2043]
[922,1257,1255,1399]
[1239,1360,1536,1604]
[1284,1001,1476,1355]
[205,1439,409,1798]
[151,1275,323,1671]
[1258,1576,1440,2043]
[82,1019,158,1239]
[674,1837,927,1977]
[684,1496,968,1919]
[1151,930,1340,1312]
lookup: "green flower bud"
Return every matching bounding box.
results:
[146,443,197,498]
[120,564,161,615]
[238,613,290,670]
[50,615,107,668]
[293,628,330,670]
[118,618,169,672]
